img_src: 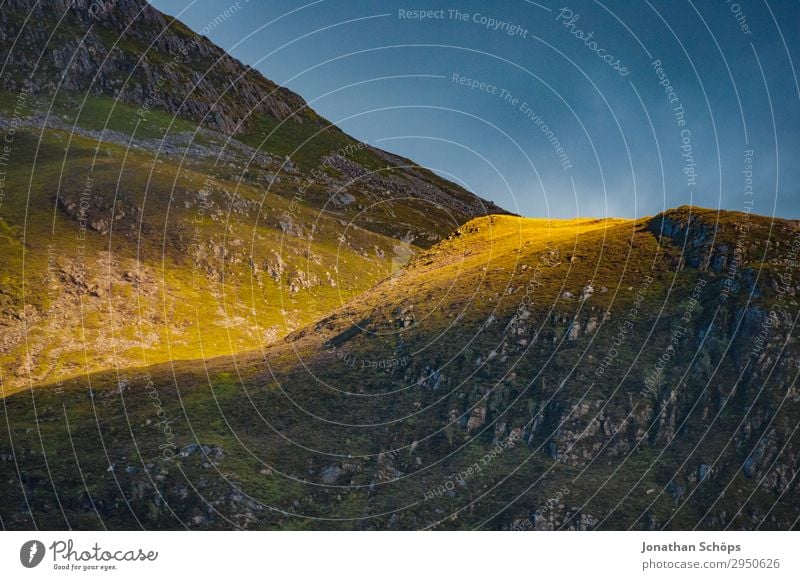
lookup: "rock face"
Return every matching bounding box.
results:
[0,0,506,220]
[56,191,142,235]
[0,0,307,136]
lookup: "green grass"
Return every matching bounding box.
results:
[240,113,387,171]
[51,93,198,140]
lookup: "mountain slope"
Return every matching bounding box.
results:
[2,207,798,530]
[0,0,505,393]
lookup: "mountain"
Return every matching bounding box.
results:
[0,0,505,394]
[2,207,798,530]
[1,0,798,533]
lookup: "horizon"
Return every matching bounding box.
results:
[148,0,799,220]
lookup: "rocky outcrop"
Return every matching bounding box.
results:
[0,0,309,135]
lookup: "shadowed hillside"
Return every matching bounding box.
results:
[2,207,798,530]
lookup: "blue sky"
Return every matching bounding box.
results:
[149,0,800,219]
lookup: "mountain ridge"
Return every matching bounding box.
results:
[2,205,798,530]
[0,0,506,392]
[0,0,505,217]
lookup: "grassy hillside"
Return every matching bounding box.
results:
[0,0,506,394]
[0,85,505,394]
[3,208,797,530]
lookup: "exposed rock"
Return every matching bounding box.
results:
[321,465,344,484]
[467,406,487,432]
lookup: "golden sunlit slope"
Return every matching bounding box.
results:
[2,207,798,530]
[0,0,506,396]
[274,213,641,361]
[0,129,421,396]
